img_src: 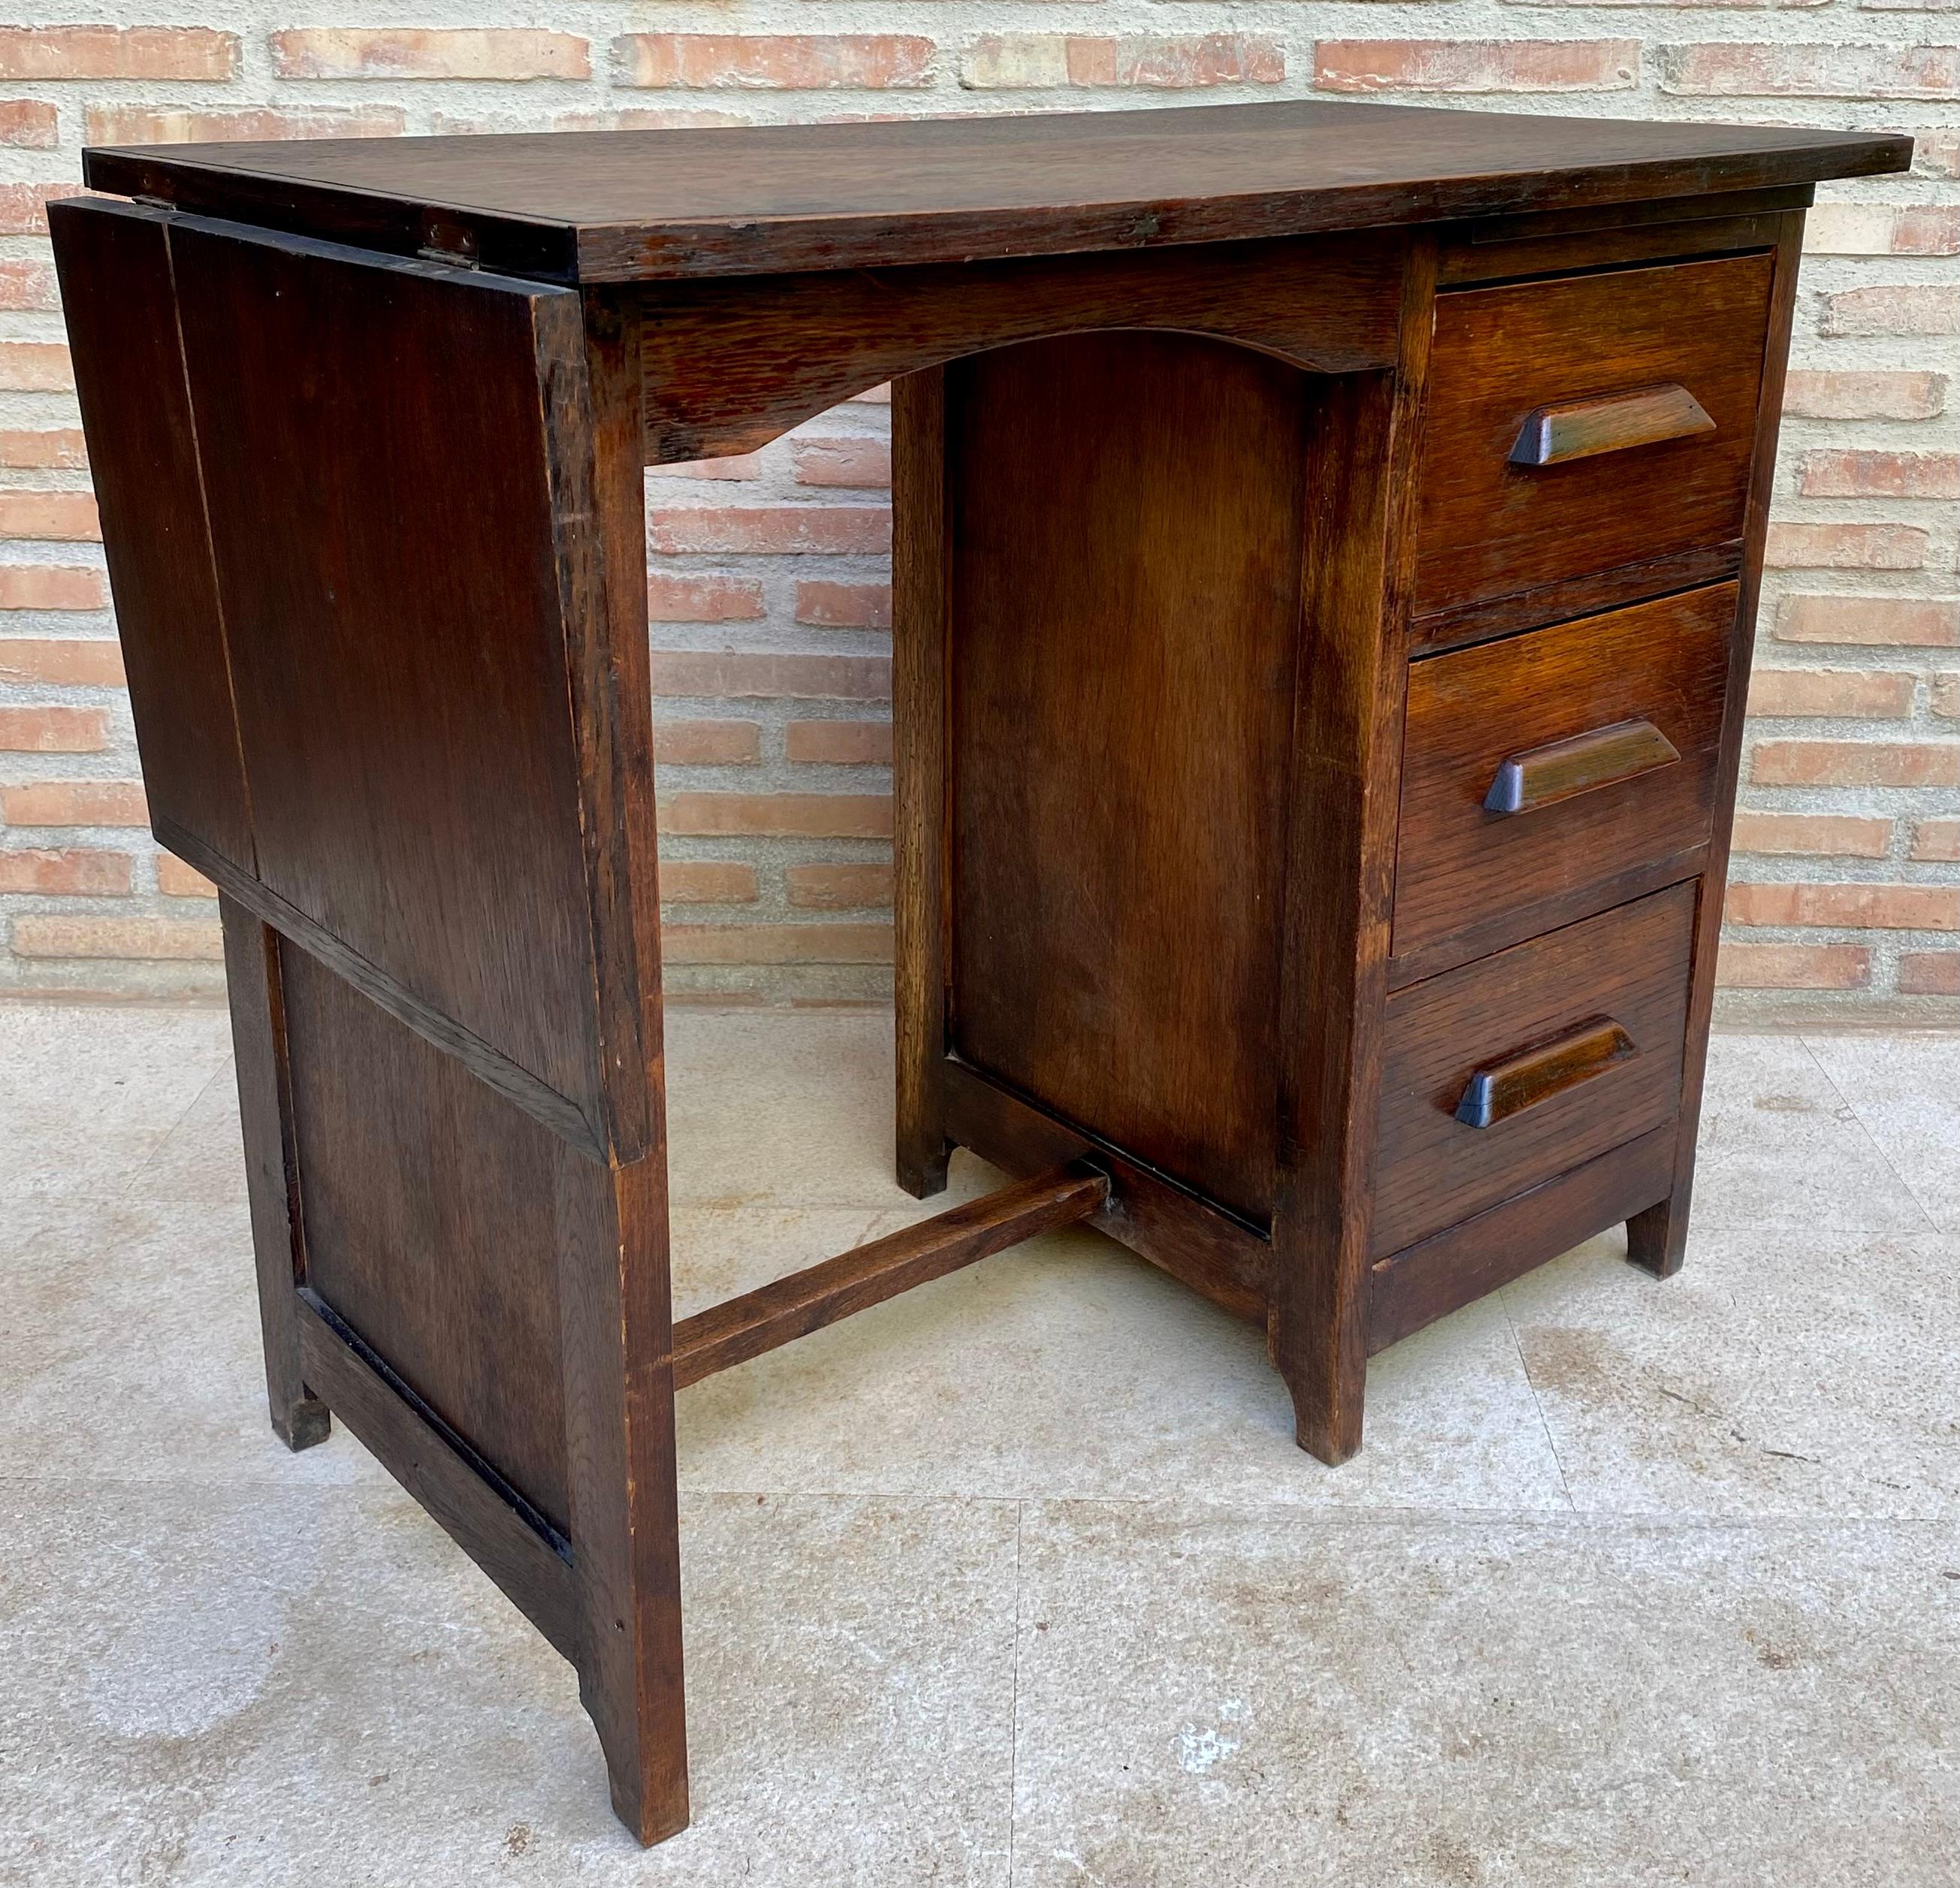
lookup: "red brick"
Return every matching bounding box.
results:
[796,581,891,629]
[0,565,107,611]
[1726,883,1960,929]
[786,862,894,910]
[86,104,406,143]
[10,915,222,960]
[1715,941,1871,990]
[0,26,237,80]
[1911,818,1960,862]
[1916,131,1960,178]
[1774,596,1958,646]
[1315,40,1636,93]
[1763,523,1928,569]
[1729,812,1892,859]
[1782,370,1946,421]
[0,182,82,236]
[652,651,889,701]
[1751,740,1960,787]
[1899,952,1960,996]
[657,452,763,482]
[653,718,761,765]
[649,506,890,555]
[0,639,122,684]
[1804,204,1960,257]
[0,429,85,469]
[962,35,1284,89]
[661,922,892,964]
[0,491,99,542]
[0,847,130,895]
[0,780,145,826]
[785,720,892,765]
[1820,286,1960,338]
[1662,44,1960,99]
[0,100,58,147]
[0,705,107,751]
[1935,674,1959,719]
[1747,668,1914,717]
[155,854,216,898]
[616,35,935,89]
[1797,450,1960,500]
[0,261,55,311]
[0,343,72,392]
[431,107,753,135]
[659,792,892,838]
[657,859,757,905]
[793,438,891,489]
[646,571,766,623]
[271,29,588,81]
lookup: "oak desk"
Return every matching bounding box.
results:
[52,101,1908,1845]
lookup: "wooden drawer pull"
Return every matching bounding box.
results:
[1509,382,1715,468]
[1454,1018,1638,1129]
[1484,717,1681,817]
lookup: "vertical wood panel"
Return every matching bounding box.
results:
[50,198,253,872]
[947,331,1309,1226]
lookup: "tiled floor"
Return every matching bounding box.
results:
[2,1003,1957,1884]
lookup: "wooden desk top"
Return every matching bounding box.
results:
[84,98,1907,285]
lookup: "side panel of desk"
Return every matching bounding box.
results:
[51,199,688,1844]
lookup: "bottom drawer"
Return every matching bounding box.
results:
[1370,882,1696,1258]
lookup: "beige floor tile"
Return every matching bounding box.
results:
[0,1192,379,1488]
[1010,1501,1960,1888]
[677,1218,1571,1512]
[1686,1034,1932,1234]
[1803,1032,1960,1234]
[1503,1224,1960,1518]
[0,1003,232,1210]
[0,1477,1018,1886]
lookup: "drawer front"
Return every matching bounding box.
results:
[1391,584,1735,981]
[1372,883,1696,1258]
[1412,253,1774,622]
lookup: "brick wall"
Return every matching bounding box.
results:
[1,5,1954,1010]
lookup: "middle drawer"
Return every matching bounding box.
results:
[1391,583,1735,985]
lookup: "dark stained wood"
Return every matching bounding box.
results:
[1368,1125,1675,1352]
[1510,382,1714,468]
[1414,252,1774,618]
[1267,239,1438,1467]
[1374,882,1696,1258]
[1439,201,1795,288]
[1409,542,1744,657]
[279,937,575,1533]
[219,896,328,1451]
[948,330,1306,1228]
[636,236,1400,461]
[551,289,689,1850]
[160,214,622,1158]
[1629,210,1809,1282]
[673,1168,1108,1388]
[1483,718,1682,816]
[891,367,950,1201]
[80,101,1907,282]
[942,1058,1270,1325]
[1393,585,1734,980]
[48,198,252,874]
[293,1290,580,1661]
[1454,1018,1640,1129]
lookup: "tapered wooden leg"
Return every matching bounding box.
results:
[219,894,330,1452]
[1626,1191,1690,1277]
[892,367,951,1201]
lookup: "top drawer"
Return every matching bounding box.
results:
[1411,253,1774,624]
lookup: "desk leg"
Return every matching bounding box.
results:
[1269,248,1433,1467]
[892,368,951,1200]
